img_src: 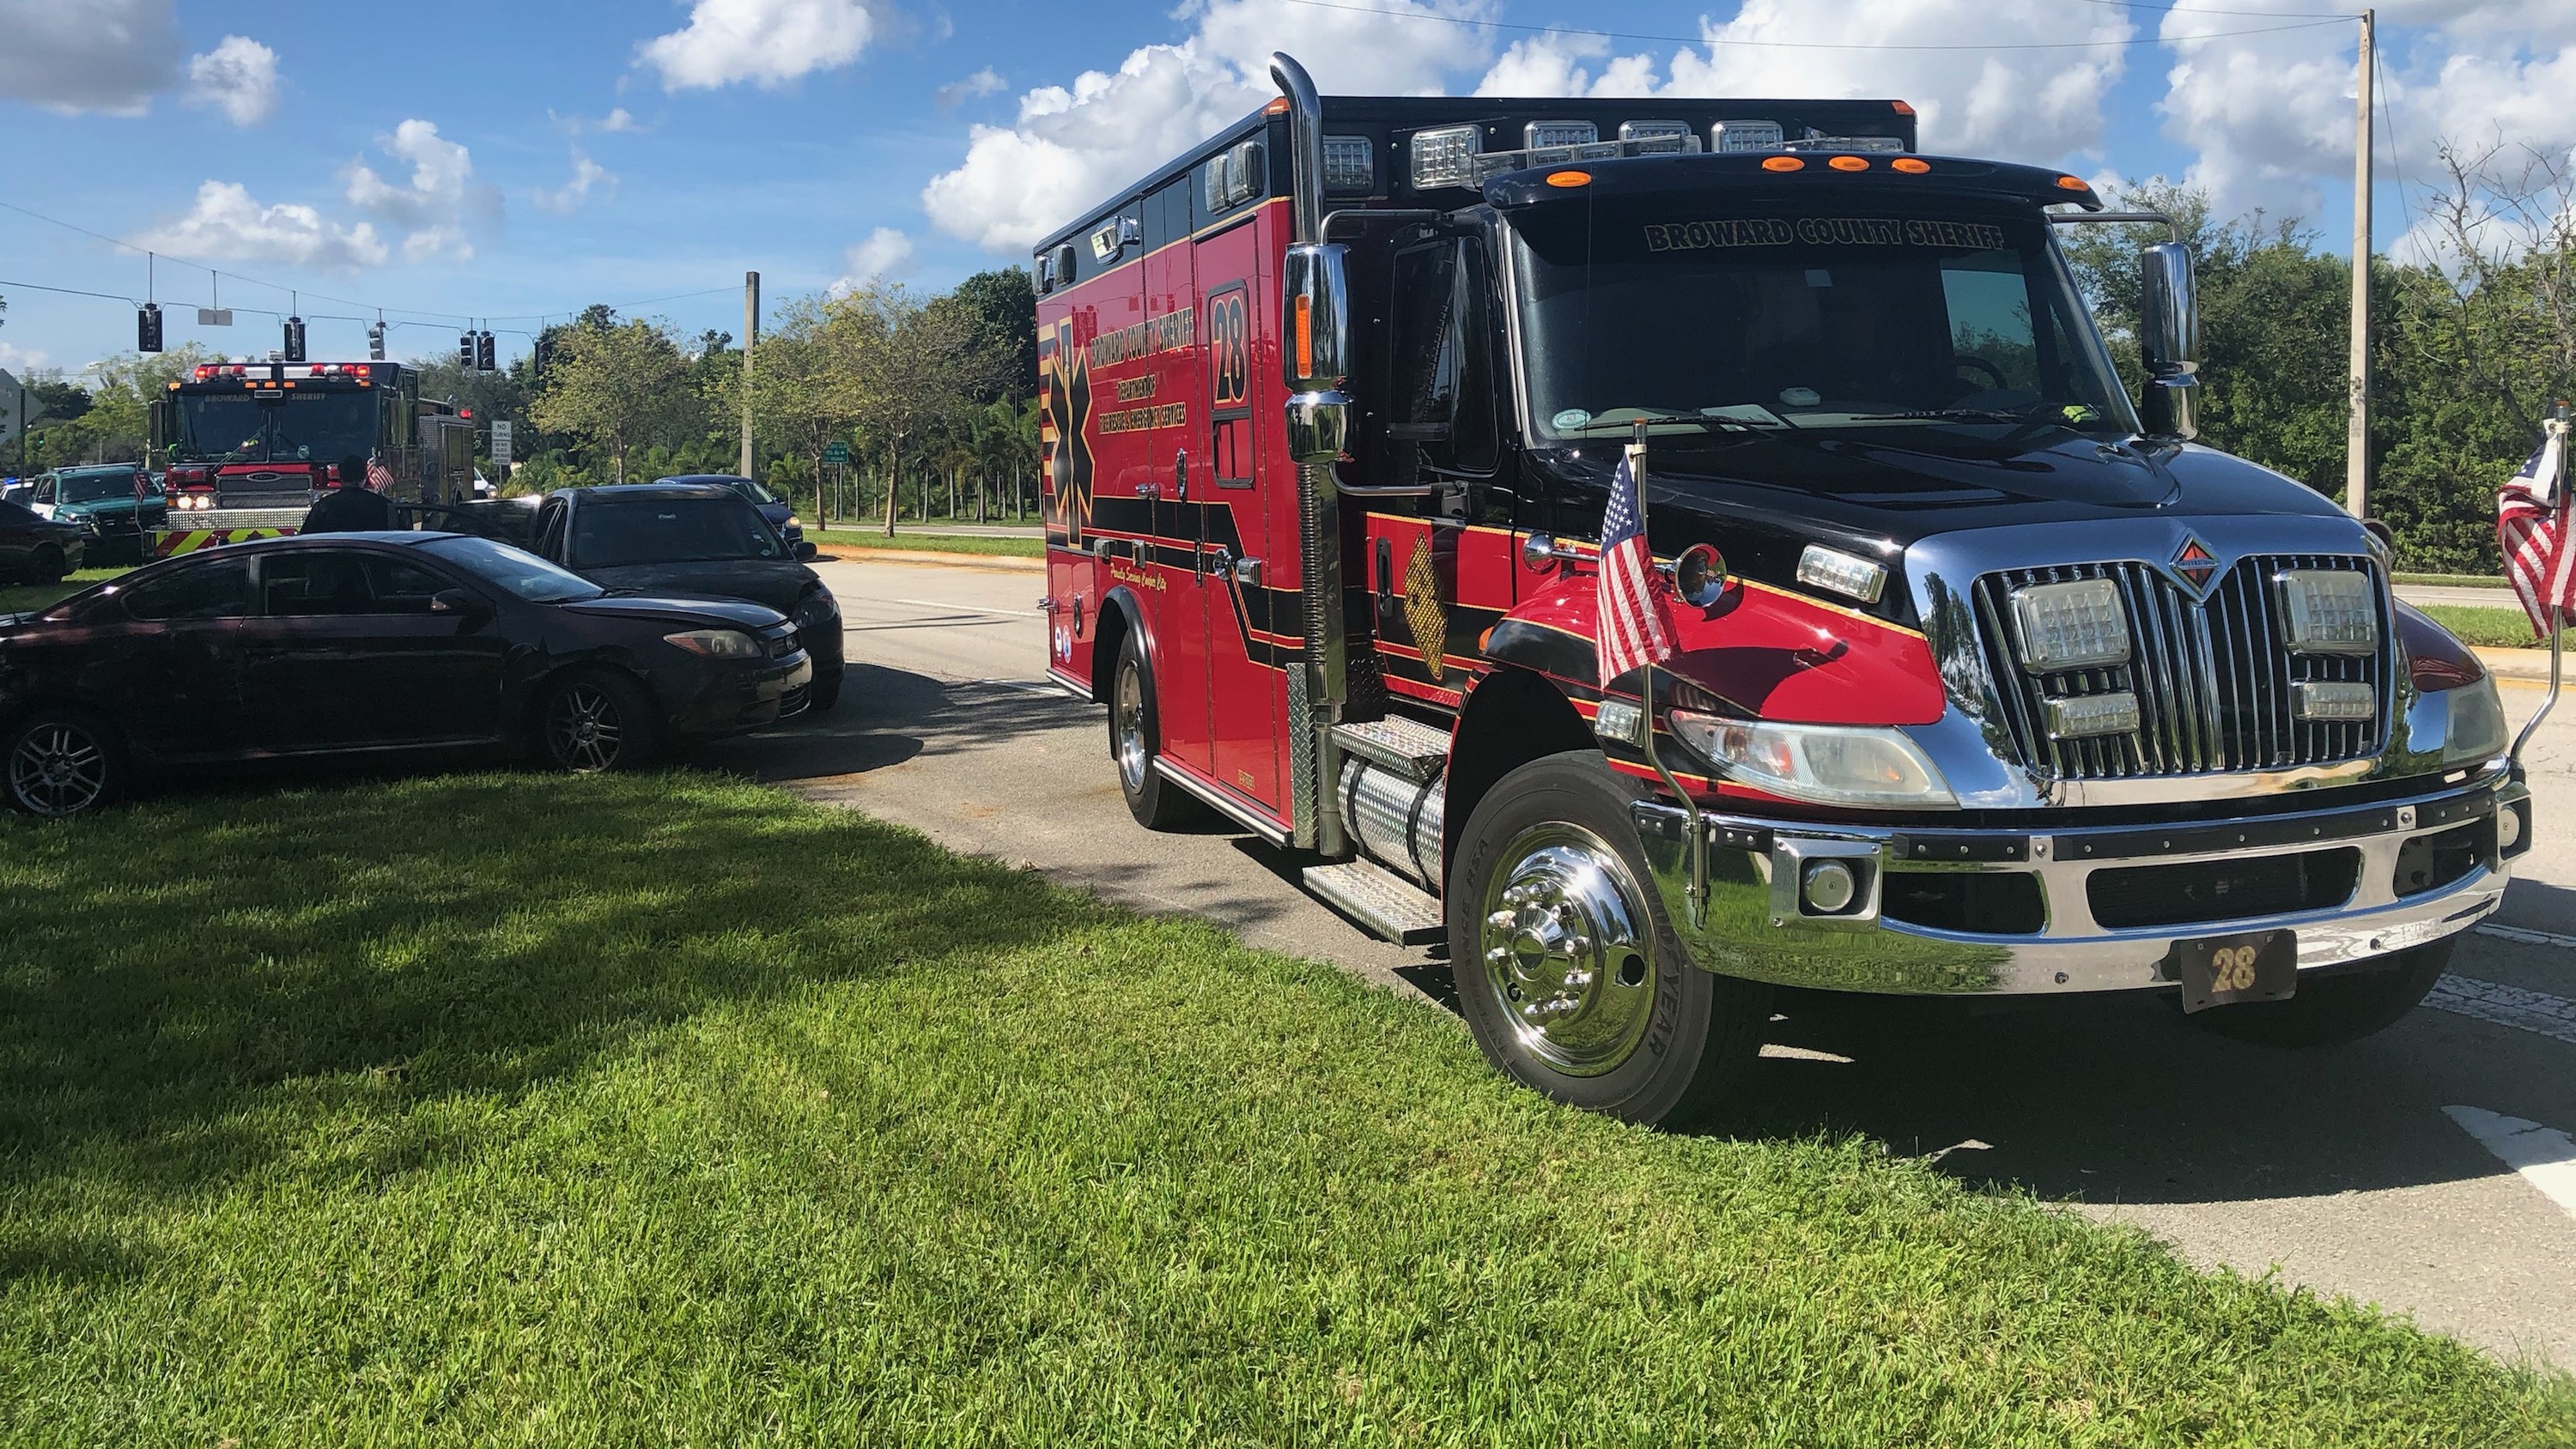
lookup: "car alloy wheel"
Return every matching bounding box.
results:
[548,682,627,772]
[9,720,109,817]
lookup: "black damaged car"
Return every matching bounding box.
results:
[0,532,810,817]
[529,482,844,712]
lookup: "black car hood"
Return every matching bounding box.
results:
[560,593,787,629]
[579,559,815,614]
[1529,428,2361,621]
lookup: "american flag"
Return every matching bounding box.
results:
[365,455,395,493]
[1596,446,1678,686]
[2498,420,2573,640]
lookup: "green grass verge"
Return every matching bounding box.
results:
[810,527,1045,559]
[2419,603,2559,650]
[0,567,132,616]
[3,773,2568,1446]
[2394,573,2509,589]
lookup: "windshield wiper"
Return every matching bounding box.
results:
[1564,405,1796,436]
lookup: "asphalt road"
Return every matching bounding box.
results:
[2396,583,2523,611]
[702,554,2576,1367]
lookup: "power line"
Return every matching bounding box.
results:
[2071,0,2360,17]
[1277,0,2354,50]
[0,279,140,306]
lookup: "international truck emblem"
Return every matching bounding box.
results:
[2170,536,2221,596]
[1403,538,1448,682]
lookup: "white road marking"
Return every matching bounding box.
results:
[878,597,1046,618]
[2423,975,2576,1047]
[2444,1106,2576,1225]
[2478,922,2576,950]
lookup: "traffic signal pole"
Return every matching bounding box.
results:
[739,271,759,481]
[2346,9,2373,519]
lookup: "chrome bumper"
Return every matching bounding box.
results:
[1631,765,2524,997]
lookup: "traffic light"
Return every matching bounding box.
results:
[137,303,163,353]
[476,330,496,373]
[532,336,552,376]
[459,333,477,368]
[283,316,307,362]
[368,323,386,361]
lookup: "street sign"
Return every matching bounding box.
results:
[490,421,513,467]
[197,307,234,326]
[823,441,850,465]
[0,369,39,448]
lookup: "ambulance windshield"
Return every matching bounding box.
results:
[1507,202,2138,445]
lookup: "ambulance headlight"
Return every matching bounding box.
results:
[2441,676,2508,766]
[1409,124,1482,188]
[1668,711,1957,809]
[2274,569,2379,656]
[2008,578,2129,672]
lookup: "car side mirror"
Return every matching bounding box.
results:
[429,588,491,621]
[2138,240,2201,442]
[794,540,818,562]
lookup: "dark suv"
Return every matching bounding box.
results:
[652,474,802,549]
[531,482,843,711]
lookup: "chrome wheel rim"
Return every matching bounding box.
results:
[9,723,107,816]
[548,685,624,772]
[1478,822,1656,1077]
[1113,655,1149,793]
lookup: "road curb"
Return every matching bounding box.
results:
[2476,646,2556,683]
[813,546,1044,573]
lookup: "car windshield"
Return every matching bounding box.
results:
[56,473,137,503]
[661,475,778,506]
[417,536,605,603]
[573,497,783,567]
[173,391,379,464]
[1508,201,2138,444]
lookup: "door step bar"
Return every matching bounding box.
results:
[1303,858,1444,944]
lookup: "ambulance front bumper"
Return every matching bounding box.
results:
[1630,764,2523,997]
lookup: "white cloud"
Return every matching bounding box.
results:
[833,226,914,291]
[131,180,388,270]
[0,0,182,114]
[639,0,876,91]
[536,150,616,215]
[0,340,53,374]
[923,0,1489,253]
[935,66,1005,110]
[1474,2,2136,161]
[2159,1,2576,222]
[342,119,501,261]
[599,106,639,132]
[183,35,278,127]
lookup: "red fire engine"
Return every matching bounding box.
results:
[149,361,478,557]
[1035,54,2528,1124]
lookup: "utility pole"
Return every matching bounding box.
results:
[739,270,760,480]
[2345,8,2374,519]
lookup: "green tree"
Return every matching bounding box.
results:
[526,317,691,484]
[946,267,1039,404]
[742,297,862,525]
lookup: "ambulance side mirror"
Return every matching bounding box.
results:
[1282,242,1352,464]
[149,398,172,453]
[2138,241,2200,442]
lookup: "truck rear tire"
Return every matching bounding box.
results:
[1448,749,1771,1127]
[1109,630,1207,830]
[2186,939,2453,1048]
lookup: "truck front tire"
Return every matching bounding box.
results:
[1448,749,1771,1127]
[2186,939,2454,1048]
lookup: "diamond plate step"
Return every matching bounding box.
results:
[1303,859,1446,945]
[1330,716,1452,784]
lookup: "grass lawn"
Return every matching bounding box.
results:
[2393,573,2507,589]
[3,773,2569,1446]
[0,567,131,616]
[2419,603,2558,650]
[809,526,1045,559]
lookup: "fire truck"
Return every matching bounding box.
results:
[1035,54,2529,1125]
[148,361,479,557]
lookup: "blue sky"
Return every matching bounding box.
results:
[2,0,2566,379]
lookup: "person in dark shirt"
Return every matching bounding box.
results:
[301,455,396,533]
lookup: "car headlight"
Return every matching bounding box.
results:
[663,628,764,659]
[1668,710,1957,809]
[784,514,801,530]
[2441,675,2508,765]
[789,590,837,627]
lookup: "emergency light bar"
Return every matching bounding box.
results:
[1450,132,1706,187]
[1781,135,1908,155]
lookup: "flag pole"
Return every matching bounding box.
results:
[1631,421,1706,926]
[2512,401,2573,764]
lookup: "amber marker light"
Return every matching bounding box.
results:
[1545,169,1591,188]
[2057,174,2091,191]
[1263,97,1289,114]
[1893,157,1930,174]
[1761,155,1804,173]
[1829,155,1869,172]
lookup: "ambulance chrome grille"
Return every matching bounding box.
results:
[1969,555,2392,781]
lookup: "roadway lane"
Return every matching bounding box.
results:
[702,554,2576,1366]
